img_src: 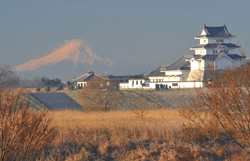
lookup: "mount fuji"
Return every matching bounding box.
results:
[14,39,151,81]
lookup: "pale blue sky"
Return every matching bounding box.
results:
[1,0,250,74]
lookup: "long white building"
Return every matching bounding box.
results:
[120,24,244,90]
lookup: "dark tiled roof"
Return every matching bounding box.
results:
[147,55,194,77]
[72,71,107,82]
[194,25,235,38]
[194,52,244,61]
[108,76,129,82]
[164,55,192,70]
[227,54,245,59]
[215,51,226,60]
[190,43,240,49]
[72,72,94,82]
[146,65,169,77]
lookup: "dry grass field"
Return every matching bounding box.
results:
[38,108,222,161]
[19,88,241,160]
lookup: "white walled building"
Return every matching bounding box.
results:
[120,25,245,90]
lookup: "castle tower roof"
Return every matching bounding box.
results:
[194,24,236,39]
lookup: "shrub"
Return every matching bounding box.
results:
[57,83,63,91]
[180,65,250,159]
[0,89,57,160]
[36,87,41,92]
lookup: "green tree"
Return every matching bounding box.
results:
[67,81,71,87]
[45,86,50,92]
[57,83,63,91]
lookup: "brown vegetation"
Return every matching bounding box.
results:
[180,65,250,160]
[0,63,19,90]
[37,109,226,160]
[42,109,187,160]
[0,89,57,160]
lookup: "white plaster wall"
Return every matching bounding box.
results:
[201,60,205,70]
[181,71,190,81]
[200,39,208,44]
[222,39,231,43]
[145,82,204,89]
[212,38,231,43]
[179,82,204,88]
[164,71,182,75]
[215,56,234,69]
[228,49,235,54]
[195,50,206,55]
[76,82,87,88]
[149,83,155,88]
[163,77,169,81]
[190,59,199,70]
[128,79,145,88]
[204,60,215,70]
[119,83,129,89]
[201,29,206,35]
[206,50,214,55]
[163,76,181,81]
[190,60,205,71]
[120,81,204,90]
[148,77,164,82]
[207,39,215,44]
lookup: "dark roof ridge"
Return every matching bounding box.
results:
[215,51,226,60]
[224,25,230,35]
[165,55,193,70]
[195,24,236,38]
[151,65,161,73]
[165,56,184,70]
[72,72,94,81]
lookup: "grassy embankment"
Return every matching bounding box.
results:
[65,88,202,110]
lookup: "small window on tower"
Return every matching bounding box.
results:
[204,40,206,43]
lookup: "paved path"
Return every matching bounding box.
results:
[30,92,82,111]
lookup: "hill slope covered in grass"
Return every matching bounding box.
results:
[65,88,205,110]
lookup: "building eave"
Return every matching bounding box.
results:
[194,35,236,39]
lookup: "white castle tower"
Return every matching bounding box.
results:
[187,24,243,71]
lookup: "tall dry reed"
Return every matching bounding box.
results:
[51,109,184,145]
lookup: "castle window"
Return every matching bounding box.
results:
[204,40,206,43]
[172,83,178,87]
[215,39,224,43]
[225,50,228,54]
[213,50,218,54]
